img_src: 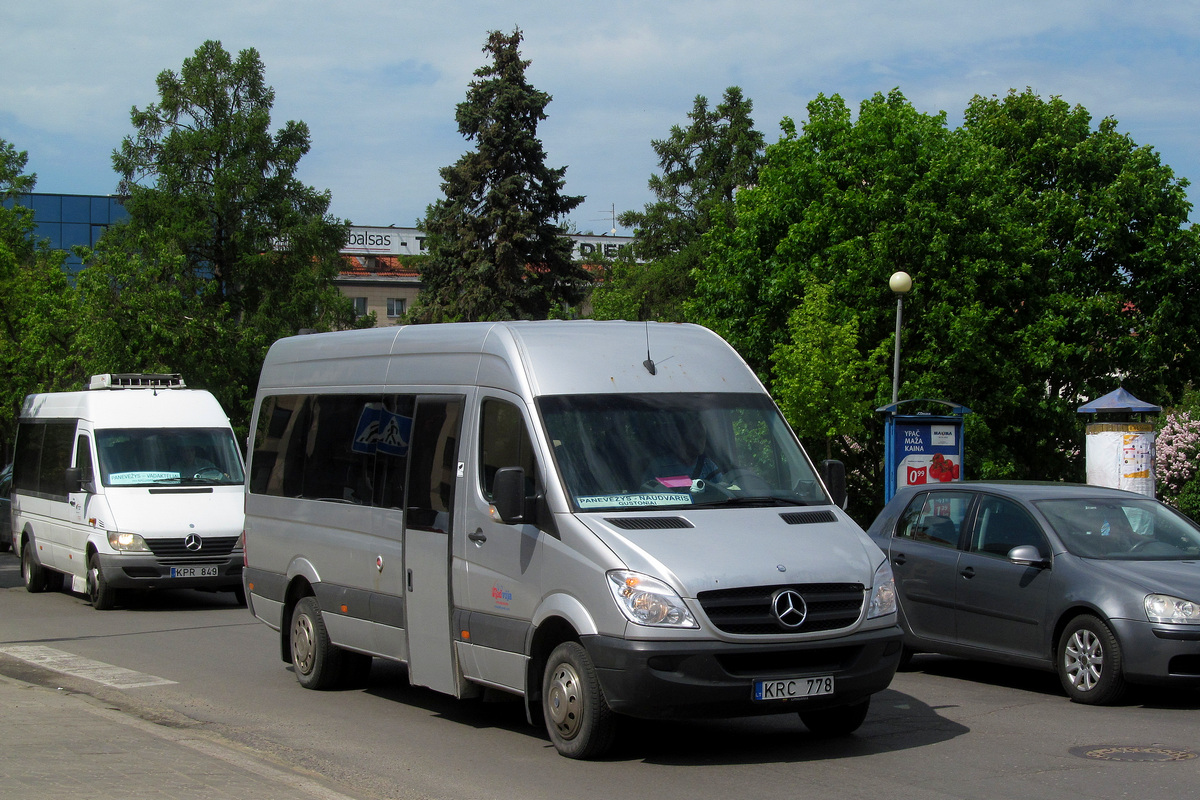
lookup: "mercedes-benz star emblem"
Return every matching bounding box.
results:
[184,533,203,551]
[772,589,807,629]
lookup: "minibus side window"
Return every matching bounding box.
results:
[75,435,96,487]
[479,399,536,501]
[35,422,76,501]
[373,394,415,509]
[251,393,386,504]
[13,422,44,494]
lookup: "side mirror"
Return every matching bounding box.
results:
[492,467,534,524]
[1008,545,1048,567]
[820,459,847,509]
[64,467,89,494]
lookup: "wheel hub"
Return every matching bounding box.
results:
[546,662,582,740]
[292,616,315,674]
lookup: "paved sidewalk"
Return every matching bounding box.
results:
[0,673,362,800]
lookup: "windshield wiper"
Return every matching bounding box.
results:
[700,495,809,508]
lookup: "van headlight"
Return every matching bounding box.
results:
[867,561,897,619]
[606,570,698,628]
[1145,594,1200,624]
[107,531,150,552]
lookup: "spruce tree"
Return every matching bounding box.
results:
[412,29,588,322]
[591,87,764,321]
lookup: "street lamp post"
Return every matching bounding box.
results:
[889,271,912,405]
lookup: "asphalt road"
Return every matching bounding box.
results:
[1,550,1198,800]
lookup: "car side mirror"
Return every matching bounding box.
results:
[492,466,536,525]
[820,459,847,509]
[1008,545,1047,567]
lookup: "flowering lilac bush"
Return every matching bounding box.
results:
[1156,410,1200,520]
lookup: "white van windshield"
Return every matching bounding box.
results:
[538,393,830,512]
[96,428,245,487]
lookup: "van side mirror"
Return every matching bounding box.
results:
[492,467,534,524]
[64,467,91,494]
[820,459,847,509]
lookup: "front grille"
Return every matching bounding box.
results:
[698,583,864,634]
[145,535,239,565]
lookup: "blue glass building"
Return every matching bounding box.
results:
[2,192,129,271]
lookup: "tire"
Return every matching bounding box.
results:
[541,641,616,759]
[290,597,344,690]
[799,696,871,736]
[21,540,48,593]
[1057,614,1127,705]
[87,551,117,610]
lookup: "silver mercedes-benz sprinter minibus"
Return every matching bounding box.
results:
[243,321,901,758]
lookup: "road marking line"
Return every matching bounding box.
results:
[0,645,177,688]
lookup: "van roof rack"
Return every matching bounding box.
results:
[87,373,187,390]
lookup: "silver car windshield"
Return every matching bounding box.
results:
[1036,497,1200,560]
[537,393,829,512]
[96,428,246,487]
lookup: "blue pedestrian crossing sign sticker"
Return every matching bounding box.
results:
[352,405,412,456]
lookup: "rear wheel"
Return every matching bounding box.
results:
[542,641,616,759]
[290,597,345,690]
[1058,615,1127,705]
[21,540,48,593]
[87,552,117,610]
[799,697,871,736]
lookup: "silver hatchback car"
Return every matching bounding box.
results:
[866,482,1200,704]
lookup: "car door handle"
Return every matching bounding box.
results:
[960,566,975,579]
[892,553,906,566]
[468,530,487,544]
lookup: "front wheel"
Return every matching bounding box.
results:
[87,552,117,610]
[290,597,345,690]
[21,540,48,593]
[1057,615,1127,705]
[799,697,871,736]
[542,641,616,759]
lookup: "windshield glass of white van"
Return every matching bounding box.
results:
[96,428,245,486]
[538,393,829,512]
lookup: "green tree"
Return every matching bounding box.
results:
[592,88,764,321]
[696,88,1200,515]
[772,280,881,461]
[85,40,357,429]
[0,140,82,457]
[411,28,589,323]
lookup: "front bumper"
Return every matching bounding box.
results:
[1109,617,1200,686]
[583,624,903,719]
[96,552,243,591]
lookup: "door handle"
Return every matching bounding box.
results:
[892,553,906,566]
[960,566,975,579]
[406,569,413,592]
[468,529,487,544]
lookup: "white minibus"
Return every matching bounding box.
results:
[13,374,246,608]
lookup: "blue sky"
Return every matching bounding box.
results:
[3,1,1198,232]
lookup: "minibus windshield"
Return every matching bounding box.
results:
[96,428,246,487]
[538,393,830,512]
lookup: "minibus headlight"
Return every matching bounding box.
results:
[107,531,150,552]
[867,561,897,619]
[606,570,698,628]
[1145,593,1200,624]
